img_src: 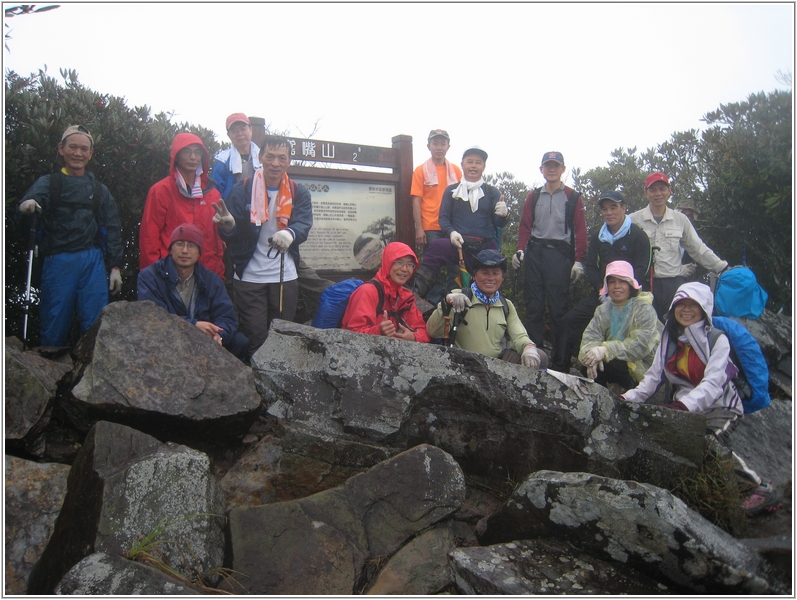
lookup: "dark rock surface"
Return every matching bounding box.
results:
[27,421,226,594]
[55,552,201,595]
[61,301,261,445]
[226,444,465,595]
[478,470,787,594]
[4,456,70,594]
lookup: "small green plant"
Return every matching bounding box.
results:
[125,513,244,594]
[672,448,747,537]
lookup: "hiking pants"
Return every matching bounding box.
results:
[421,230,459,306]
[562,290,602,369]
[523,239,572,369]
[297,258,333,301]
[705,408,762,487]
[418,237,499,284]
[40,247,108,347]
[233,279,299,357]
[592,358,638,392]
[652,276,686,322]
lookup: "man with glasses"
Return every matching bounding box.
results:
[513,151,587,372]
[16,124,123,347]
[138,223,248,361]
[140,133,226,280]
[212,135,314,356]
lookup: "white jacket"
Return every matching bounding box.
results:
[623,282,742,415]
[630,206,727,278]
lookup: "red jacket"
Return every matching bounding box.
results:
[139,133,225,279]
[341,242,430,343]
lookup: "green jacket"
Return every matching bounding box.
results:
[426,291,531,358]
[578,291,662,382]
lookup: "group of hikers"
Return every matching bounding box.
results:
[16,121,778,517]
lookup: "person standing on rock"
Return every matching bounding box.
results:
[620,282,780,517]
[426,249,548,368]
[412,146,507,299]
[137,223,248,361]
[410,129,462,304]
[16,124,123,347]
[630,172,727,321]
[211,135,313,356]
[139,133,226,280]
[342,242,430,342]
[513,151,587,373]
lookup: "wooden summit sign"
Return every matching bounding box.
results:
[286,134,413,280]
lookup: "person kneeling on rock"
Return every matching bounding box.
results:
[426,249,548,368]
[138,223,249,361]
[620,282,780,517]
[341,242,430,342]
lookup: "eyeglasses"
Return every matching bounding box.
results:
[173,241,199,250]
[179,148,204,158]
[393,260,416,270]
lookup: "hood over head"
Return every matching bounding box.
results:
[170,132,211,187]
[376,242,418,287]
[668,281,714,326]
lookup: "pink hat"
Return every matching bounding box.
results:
[225,113,250,130]
[644,172,669,189]
[600,260,641,295]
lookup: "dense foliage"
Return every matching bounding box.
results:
[5,68,221,344]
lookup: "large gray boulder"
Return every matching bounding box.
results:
[27,421,226,594]
[60,301,260,445]
[450,539,671,594]
[227,444,465,595]
[55,552,201,595]
[478,470,787,594]
[5,338,71,450]
[733,398,792,491]
[254,320,706,491]
[4,456,70,595]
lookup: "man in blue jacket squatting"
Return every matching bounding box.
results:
[138,223,249,361]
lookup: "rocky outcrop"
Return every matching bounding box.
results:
[4,456,70,594]
[450,539,671,594]
[55,552,201,595]
[27,421,226,594]
[734,398,792,490]
[5,338,71,451]
[226,444,465,595]
[60,301,261,445]
[254,320,707,492]
[477,470,787,594]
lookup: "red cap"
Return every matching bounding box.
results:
[225,113,250,130]
[169,223,204,255]
[645,172,670,189]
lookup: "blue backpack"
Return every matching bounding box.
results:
[311,279,384,329]
[710,316,771,413]
[714,266,768,319]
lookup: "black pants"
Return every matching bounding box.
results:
[652,276,686,322]
[562,290,601,370]
[593,358,637,392]
[523,240,571,369]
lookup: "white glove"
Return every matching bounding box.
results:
[19,199,41,214]
[109,268,122,295]
[521,344,540,369]
[449,231,464,248]
[494,200,508,217]
[679,263,696,278]
[445,292,472,313]
[269,229,294,252]
[512,250,524,270]
[212,199,235,233]
[570,261,585,283]
[582,345,607,367]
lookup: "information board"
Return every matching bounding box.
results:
[295,178,396,272]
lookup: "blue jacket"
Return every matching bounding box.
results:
[210,143,262,200]
[438,182,506,241]
[220,176,313,279]
[137,255,240,345]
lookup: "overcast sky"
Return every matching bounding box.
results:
[3,2,793,189]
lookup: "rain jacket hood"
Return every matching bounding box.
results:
[170,133,212,191]
[375,242,418,294]
[668,281,714,327]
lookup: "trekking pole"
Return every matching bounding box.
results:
[267,239,285,320]
[22,212,38,351]
[650,246,660,292]
[441,297,453,345]
[449,307,467,348]
[514,251,522,303]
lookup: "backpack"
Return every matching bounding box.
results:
[714,266,768,319]
[312,279,385,329]
[710,316,771,413]
[529,186,581,259]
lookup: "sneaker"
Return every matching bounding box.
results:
[741,482,782,517]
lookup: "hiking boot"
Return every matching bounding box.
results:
[741,482,782,517]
